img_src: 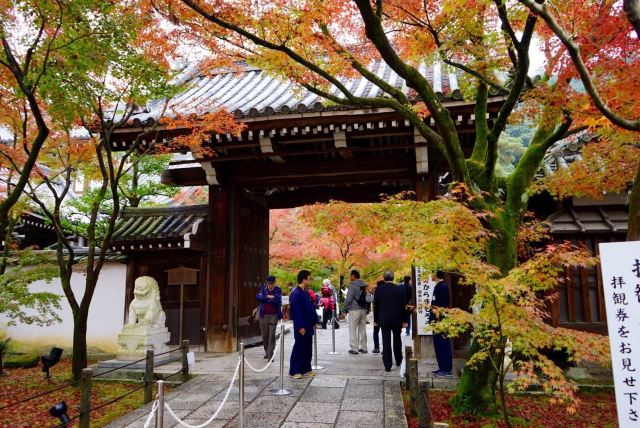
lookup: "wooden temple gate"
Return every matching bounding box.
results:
[108,61,518,353]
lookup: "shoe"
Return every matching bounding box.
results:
[348,350,359,355]
[304,371,316,377]
[396,360,402,367]
[263,355,269,359]
[321,326,327,329]
[292,373,303,379]
[372,348,380,354]
[431,369,442,375]
[359,349,368,354]
[434,371,452,378]
[385,368,391,372]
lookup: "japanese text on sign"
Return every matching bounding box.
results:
[414,267,436,336]
[599,241,640,427]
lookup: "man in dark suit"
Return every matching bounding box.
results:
[373,270,408,372]
[430,270,452,377]
[289,270,318,379]
[399,275,413,336]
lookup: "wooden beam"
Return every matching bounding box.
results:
[565,267,575,322]
[243,170,411,188]
[227,155,413,187]
[265,183,412,208]
[161,168,206,186]
[580,267,591,322]
[595,241,606,322]
[333,130,353,159]
[259,136,285,164]
[206,142,425,163]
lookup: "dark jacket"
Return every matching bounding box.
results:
[374,282,409,327]
[256,284,282,319]
[398,281,413,306]
[290,285,317,335]
[344,279,368,312]
[429,280,450,323]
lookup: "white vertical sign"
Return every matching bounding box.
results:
[599,241,640,427]
[415,267,437,336]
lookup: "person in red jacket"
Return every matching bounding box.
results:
[319,286,335,329]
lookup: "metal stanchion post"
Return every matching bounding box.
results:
[239,343,245,428]
[327,316,341,355]
[312,326,324,370]
[270,323,293,395]
[156,380,164,428]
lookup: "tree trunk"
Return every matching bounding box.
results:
[624,0,640,39]
[450,339,498,415]
[451,217,517,415]
[72,310,89,380]
[627,165,640,241]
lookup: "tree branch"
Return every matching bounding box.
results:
[485,13,537,183]
[519,0,640,131]
[471,82,489,163]
[352,0,470,184]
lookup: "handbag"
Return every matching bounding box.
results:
[249,305,259,324]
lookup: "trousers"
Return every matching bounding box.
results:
[259,314,278,358]
[289,330,313,375]
[381,326,403,370]
[322,308,333,328]
[373,325,380,349]
[348,309,367,351]
[433,333,452,372]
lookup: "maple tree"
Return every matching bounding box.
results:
[514,0,640,241]
[0,0,178,379]
[156,0,638,413]
[1,0,244,380]
[0,0,118,237]
[301,202,406,281]
[269,204,406,296]
[367,194,610,426]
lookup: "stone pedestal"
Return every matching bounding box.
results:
[416,335,436,359]
[116,325,171,360]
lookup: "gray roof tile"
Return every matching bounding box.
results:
[112,205,207,244]
[128,61,489,125]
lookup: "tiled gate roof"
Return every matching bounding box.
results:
[129,61,496,126]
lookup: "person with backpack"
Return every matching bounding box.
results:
[344,269,370,354]
[319,286,335,329]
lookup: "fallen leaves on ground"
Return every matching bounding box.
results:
[0,359,171,427]
[404,389,618,428]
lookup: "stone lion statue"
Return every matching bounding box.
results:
[126,276,166,329]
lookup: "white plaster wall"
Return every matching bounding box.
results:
[0,262,127,353]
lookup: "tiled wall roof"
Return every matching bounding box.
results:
[112,204,207,244]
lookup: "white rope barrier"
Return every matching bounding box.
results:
[244,322,284,373]
[163,358,242,428]
[142,399,159,428]
[142,320,290,427]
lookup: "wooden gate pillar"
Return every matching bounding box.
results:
[205,185,269,353]
[206,185,237,353]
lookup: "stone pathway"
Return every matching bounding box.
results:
[107,320,409,428]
